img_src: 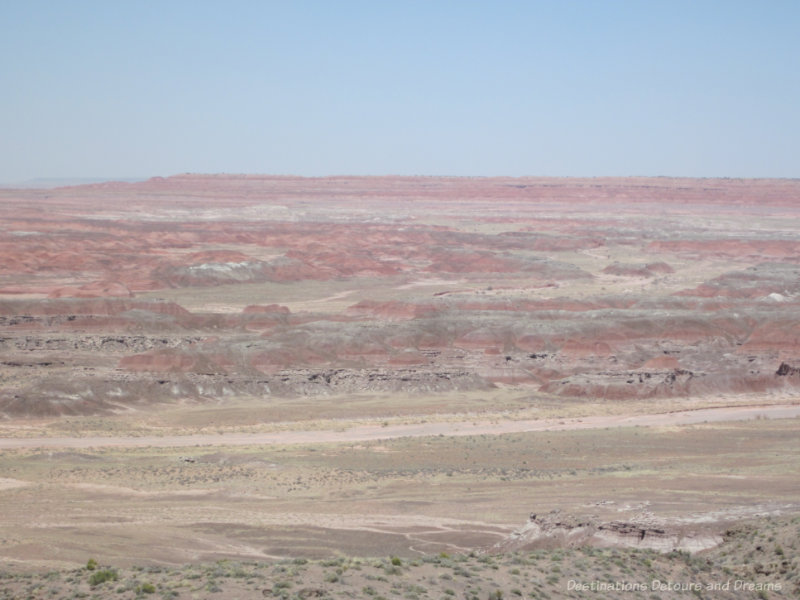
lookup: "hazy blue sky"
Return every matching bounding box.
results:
[2,1,798,181]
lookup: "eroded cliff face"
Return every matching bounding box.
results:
[1,175,800,416]
[490,511,724,554]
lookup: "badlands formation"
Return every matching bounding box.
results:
[0,176,799,596]
[2,175,800,415]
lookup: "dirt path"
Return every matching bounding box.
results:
[1,403,798,451]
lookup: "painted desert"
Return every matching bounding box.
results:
[0,175,799,598]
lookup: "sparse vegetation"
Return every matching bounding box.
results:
[2,520,795,600]
[88,568,118,587]
[136,582,156,594]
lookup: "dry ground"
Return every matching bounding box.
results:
[0,415,798,598]
[0,411,798,570]
[2,176,800,597]
[1,517,798,600]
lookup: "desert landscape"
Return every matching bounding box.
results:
[0,175,799,598]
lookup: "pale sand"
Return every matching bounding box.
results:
[1,402,797,450]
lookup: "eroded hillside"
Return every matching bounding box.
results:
[1,176,799,416]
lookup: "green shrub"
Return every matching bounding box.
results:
[86,558,98,571]
[88,568,118,586]
[136,582,156,594]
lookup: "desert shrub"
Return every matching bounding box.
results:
[390,556,402,566]
[136,582,156,594]
[86,558,98,571]
[143,565,164,574]
[321,558,344,567]
[88,568,118,586]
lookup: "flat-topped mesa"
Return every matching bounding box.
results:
[0,298,190,318]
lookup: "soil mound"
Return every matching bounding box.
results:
[602,262,674,277]
[118,348,223,373]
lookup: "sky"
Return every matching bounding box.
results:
[1,1,798,182]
